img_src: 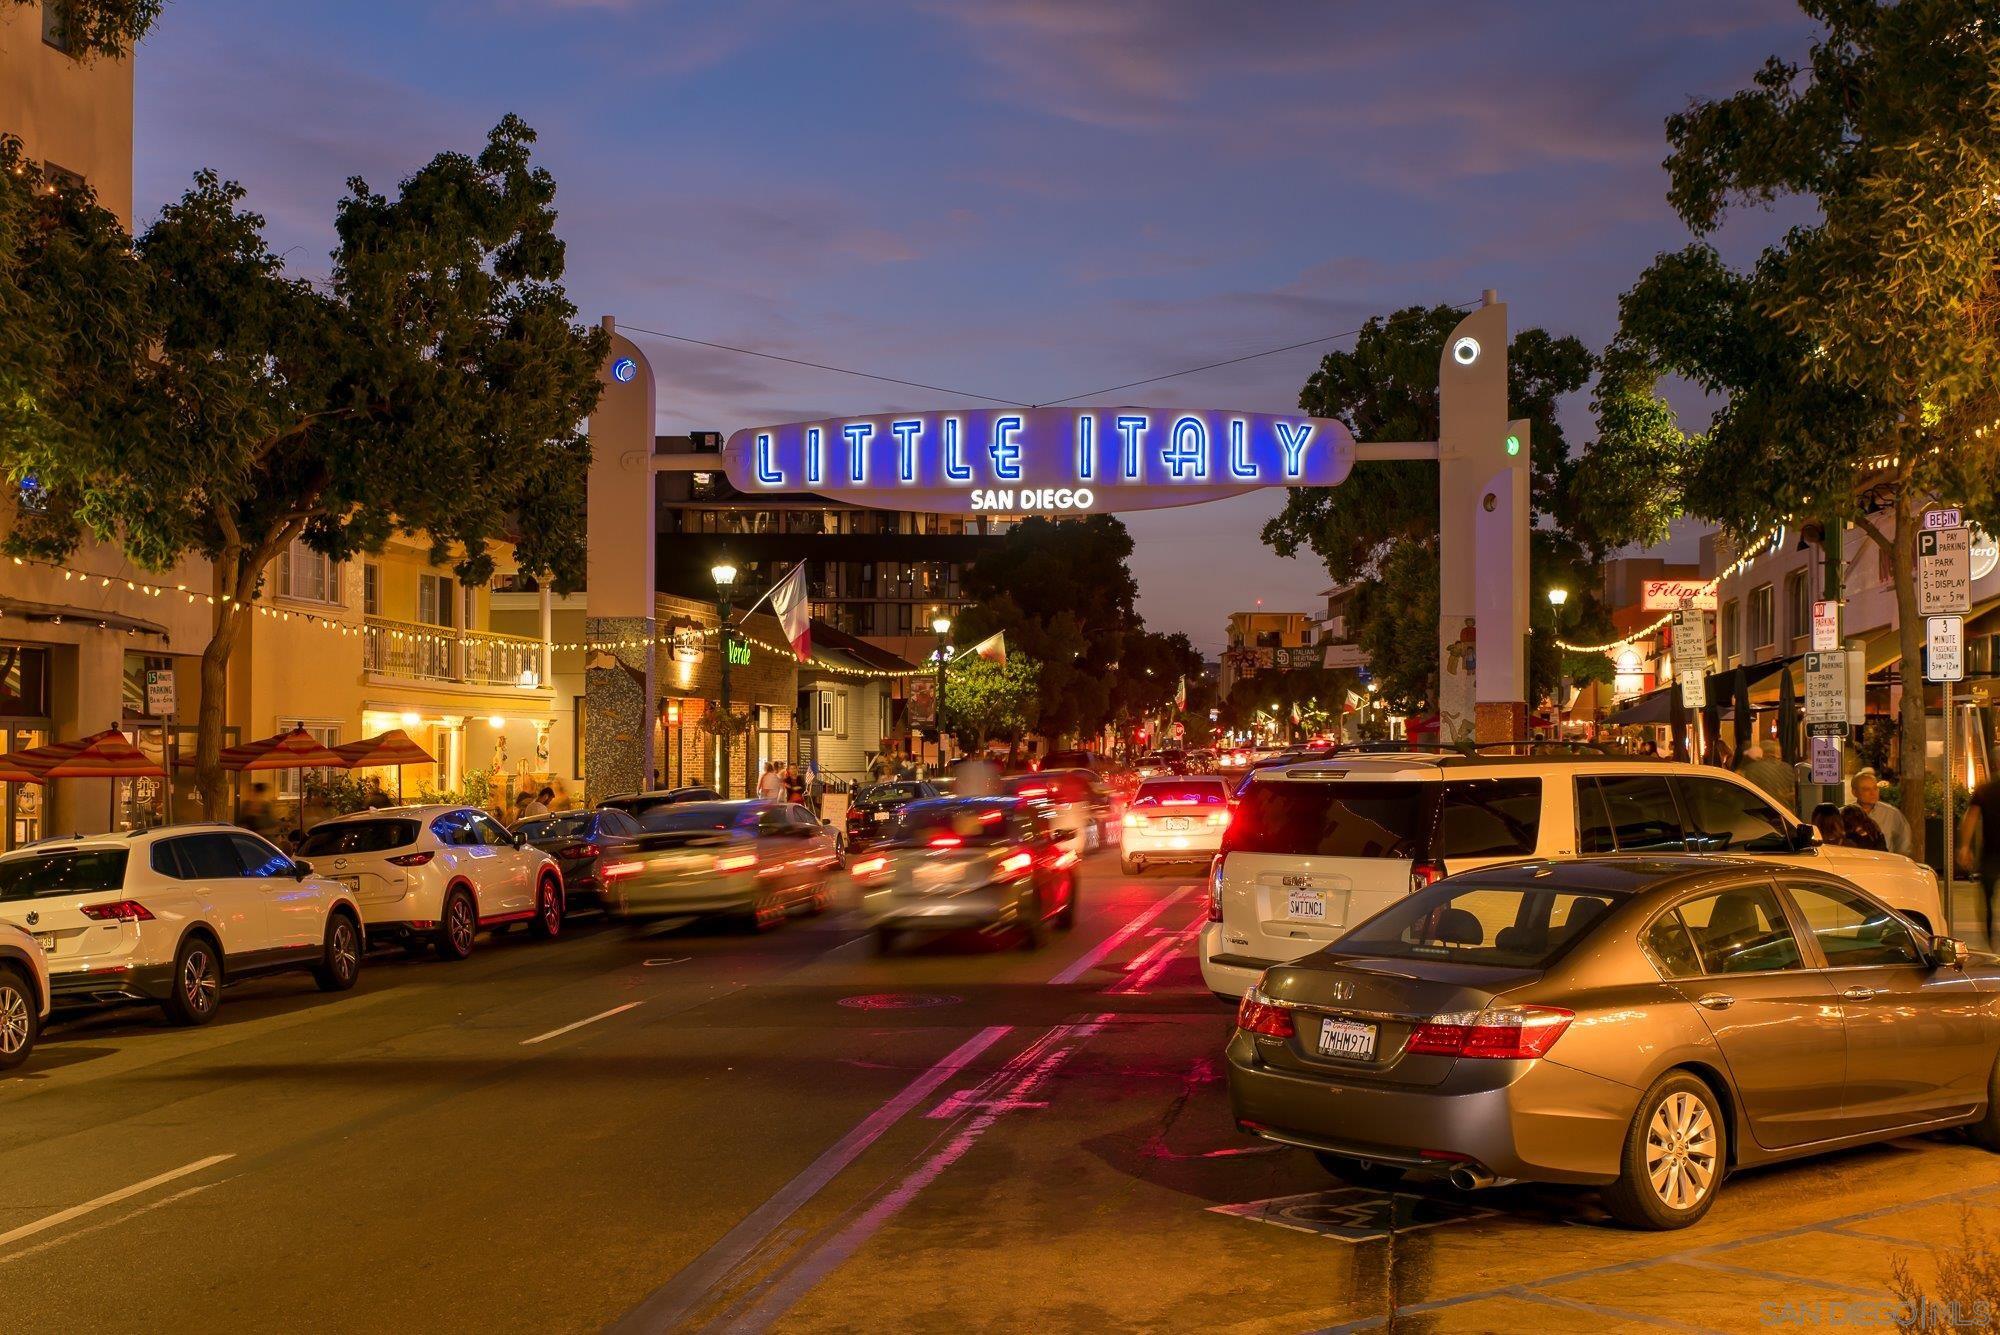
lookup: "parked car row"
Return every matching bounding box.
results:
[1213,752,1983,1232]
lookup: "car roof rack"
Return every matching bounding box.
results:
[1467,740,1619,756]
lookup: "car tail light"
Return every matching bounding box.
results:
[928,835,962,848]
[1122,812,1146,829]
[712,852,758,874]
[1052,848,1079,870]
[562,842,601,859]
[80,899,154,922]
[1235,986,1294,1038]
[1409,860,1445,894]
[1017,785,1048,799]
[1204,810,1230,828]
[996,850,1033,879]
[600,860,644,881]
[1207,856,1225,922]
[1406,1005,1573,1060]
[850,855,889,878]
[388,850,435,867]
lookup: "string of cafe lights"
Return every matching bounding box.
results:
[6,555,932,678]
[1552,529,1785,655]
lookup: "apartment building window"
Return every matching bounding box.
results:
[1720,599,1739,662]
[362,563,381,617]
[41,1,76,54]
[418,574,456,627]
[1785,570,1810,644]
[277,540,341,605]
[1748,584,1775,650]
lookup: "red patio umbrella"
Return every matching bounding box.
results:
[221,727,349,839]
[14,726,167,828]
[331,729,435,802]
[0,758,43,785]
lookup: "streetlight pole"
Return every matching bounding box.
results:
[931,614,952,772]
[1547,587,1570,738]
[712,562,738,797]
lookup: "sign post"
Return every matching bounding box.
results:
[1921,510,1972,923]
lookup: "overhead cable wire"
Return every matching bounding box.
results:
[615,322,1026,407]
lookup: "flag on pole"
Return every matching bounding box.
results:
[770,562,811,661]
[1174,674,1187,710]
[966,631,1007,664]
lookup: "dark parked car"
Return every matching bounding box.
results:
[844,781,938,853]
[600,786,722,821]
[1229,855,1998,1229]
[513,808,643,904]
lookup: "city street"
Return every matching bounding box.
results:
[0,854,1992,1335]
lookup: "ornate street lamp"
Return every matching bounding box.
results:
[931,614,952,769]
[712,562,737,795]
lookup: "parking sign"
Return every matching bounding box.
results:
[1927,616,1965,683]
[1919,526,1972,614]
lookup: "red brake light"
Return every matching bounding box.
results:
[713,851,758,874]
[1122,813,1145,829]
[1052,848,1079,869]
[1406,1006,1573,1060]
[996,850,1033,878]
[601,860,643,881]
[850,855,889,878]
[1409,861,1445,894]
[388,850,435,867]
[565,842,601,859]
[80,899,154,922]
[928,835,963,848]
[1234,988,1294,1038]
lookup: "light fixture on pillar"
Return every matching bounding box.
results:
[1547,587,1569,609]
[931,614,951,768]
[712,561,738,797]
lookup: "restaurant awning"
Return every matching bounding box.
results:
[1602,658,1800,727]
[0,595,168,638]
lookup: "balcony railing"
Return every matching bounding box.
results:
[362,617,546,688]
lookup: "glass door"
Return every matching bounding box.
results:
[4,726,48,850]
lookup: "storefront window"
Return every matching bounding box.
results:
[0,645,50,718]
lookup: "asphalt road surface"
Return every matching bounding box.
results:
[1,854,1993,1334]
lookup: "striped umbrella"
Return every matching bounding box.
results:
[14,727,165,828]
[0,758,43,785]
[221,728,350,839]
[331,730,435,802]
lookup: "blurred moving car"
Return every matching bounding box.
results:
[1228,857,1997,1230]
[513,808,643,906]
[301,806,564,960]
[1121,775,1233,876]
[844,781,939,853]
[1039,749,1103,773]
[1134,752,1189,779]
[851,797,1078,952]
[1003,768,1117,854]
[1202,753,1945,1001]
[601,800,840,929]
[600,786,721,821]
[0,824,363,1024]
[0,921,49,1069]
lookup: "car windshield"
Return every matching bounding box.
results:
[514,813,594,842]
[1132,779,1229,807]
[0,848,129,901]
[892,803,1016,845]
[638,804,743,835]
[1339,879,1630,968]
[857,783,926,803]
[300,820,420,856]
[1226,780,1434,858]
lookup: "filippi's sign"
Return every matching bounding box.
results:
[1641,579,1717,611]
[723,408,1356,514]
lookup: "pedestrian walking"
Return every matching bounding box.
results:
[1960,775,2000,944]
[1811,803,1847,847]
[756,760,786,801]
[1838,804,1887,852]
[1850,770,1912,857]
[1736,744,1799,814]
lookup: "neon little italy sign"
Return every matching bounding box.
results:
[723,407,1356,514]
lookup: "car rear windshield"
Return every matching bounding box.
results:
[514,813,594,842]
[1006,773,1092,803]
[1043,751,1092,769]
[300,820,420,856]
[1338,880,1627,968]
[857,783,926,803]
[1226,780,1433,859]
[0,848,130,901]
[1132,779,1229,806]
[893,804,1017,844]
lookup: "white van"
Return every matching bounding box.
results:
[1199,754,1944,999]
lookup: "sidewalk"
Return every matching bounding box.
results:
[1943,875,1991,944]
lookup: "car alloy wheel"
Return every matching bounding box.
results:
[0,983,29,1057]
[447,897,475,955]
[332,921,358,979]
[1646,1089,1717,1212]
[183,948,217,1016]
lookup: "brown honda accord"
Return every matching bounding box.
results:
[1227,856,2000,1229]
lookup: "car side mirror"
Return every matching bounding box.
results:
[1789,823,1821,852]
[291,859,313,880]
[1933,936,1970,969]
[513,832,527,848]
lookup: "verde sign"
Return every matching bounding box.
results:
[722,407,1356,514]
[726,637,752,667]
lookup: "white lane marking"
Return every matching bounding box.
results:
[1046,884,1195,985]
[1106,909,1207,995]
[0,1154,234,1251]
[0,1180,222,1265]
[521,1001,642,1046]
[608,1023,1012,1333]
[642,957,692,967]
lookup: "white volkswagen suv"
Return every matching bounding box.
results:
[1201,752,1945,1000]
[300,806,563,960]
[0,922,50,1069]
[0,825,364,1025]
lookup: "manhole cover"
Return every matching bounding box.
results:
[1209,1187,1496,1244]
[837,993,962,1010]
